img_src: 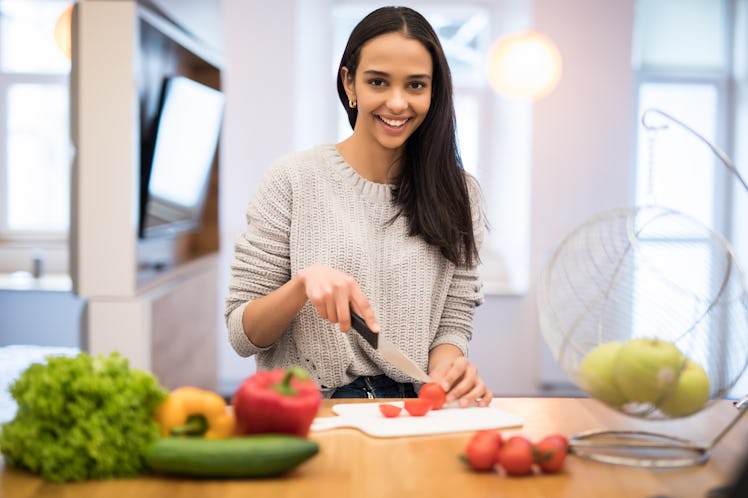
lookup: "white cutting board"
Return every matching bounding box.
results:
[310,401,523,438]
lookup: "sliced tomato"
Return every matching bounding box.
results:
[404,398,432,416]
[418,382,447,410]
[378,403,403,418]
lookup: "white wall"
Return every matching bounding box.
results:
[535,0,636,388]
[217,0,636,395]
[218,0,299,391]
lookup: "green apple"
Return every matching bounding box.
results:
[577,341,628,407]
[613,338,686,403]
[658,360,710,417]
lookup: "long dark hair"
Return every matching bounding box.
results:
[337,6,480,267]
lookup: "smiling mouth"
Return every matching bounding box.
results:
[377,116,409,128]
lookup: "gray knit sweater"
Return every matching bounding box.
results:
[225,144,484,395]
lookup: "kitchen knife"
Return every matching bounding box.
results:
[349,310,432,384]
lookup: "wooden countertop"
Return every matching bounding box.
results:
[2,397,747,498]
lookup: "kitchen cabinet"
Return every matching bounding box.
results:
[70,0,223,389]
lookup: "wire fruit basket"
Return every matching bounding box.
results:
[537,109,748,467]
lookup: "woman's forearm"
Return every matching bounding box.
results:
[428,343,463,374]
[241,275,308,348]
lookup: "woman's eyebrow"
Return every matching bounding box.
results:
[363,69,432,80]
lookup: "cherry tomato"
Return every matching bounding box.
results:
[542,433,569,449]
[533,434,569,473]
[378,403,403,418]
[497,436,534,476]
[418,382,447,410]
[504,435,533,450]
[464,430,503,471]
[403,398,431,416]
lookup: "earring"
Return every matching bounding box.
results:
[348,98,357,109]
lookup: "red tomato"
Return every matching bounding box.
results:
[403,398,431,416]
[474,429,503,449]
[533,435,569,473]
[504,435,533,450]
[418,382,447,410]
[464,430,503,471]
[378,403,403,418]
[542,433,569,449]
[497,436,534,476]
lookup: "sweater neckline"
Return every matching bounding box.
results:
[321,144,394,203]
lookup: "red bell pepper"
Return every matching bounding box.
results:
[232,366,322,438]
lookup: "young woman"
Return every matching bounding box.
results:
[225,6,492,407]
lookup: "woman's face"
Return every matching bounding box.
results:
[343,32,433,153]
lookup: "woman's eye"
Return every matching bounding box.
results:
[368,79,386,87]
[409,81,427,90]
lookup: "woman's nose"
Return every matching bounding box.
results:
[386,89,408,112]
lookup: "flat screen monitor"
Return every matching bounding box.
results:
[139,75,224,238]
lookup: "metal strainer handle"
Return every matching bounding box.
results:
[570,395,747,468]
[707,394,748,450]
[642,108,748,196]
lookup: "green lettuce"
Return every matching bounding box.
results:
[0,352,167,482]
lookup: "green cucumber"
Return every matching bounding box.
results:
[145,434,319,478]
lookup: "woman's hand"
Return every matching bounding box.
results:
[429,346,493,408]
[298,264,379,333]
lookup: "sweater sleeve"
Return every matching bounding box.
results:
[225,161,293,357]
[430,174,485,355]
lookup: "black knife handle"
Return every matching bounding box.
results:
[350,310,378,349]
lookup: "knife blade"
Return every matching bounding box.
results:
[350,310,432,384]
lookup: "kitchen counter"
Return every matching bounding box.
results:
[1,397,746,498]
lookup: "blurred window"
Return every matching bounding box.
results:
[0,0,71,238]
[631,0,735,376]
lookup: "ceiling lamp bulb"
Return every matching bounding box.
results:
[54,4,74,60]
[487,30,562,101]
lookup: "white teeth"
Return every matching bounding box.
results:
[380,116,407,127]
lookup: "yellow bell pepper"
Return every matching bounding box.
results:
[155,386,236,439]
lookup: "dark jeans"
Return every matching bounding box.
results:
[331,374,417,399]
